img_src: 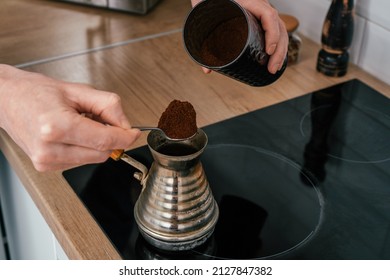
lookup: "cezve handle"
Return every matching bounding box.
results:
[110,149,149,185]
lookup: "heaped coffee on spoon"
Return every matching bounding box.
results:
[110,100,198,160]
[157,100,198,140]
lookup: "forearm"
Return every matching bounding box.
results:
[0,64,48,130]
[0,64,15,129]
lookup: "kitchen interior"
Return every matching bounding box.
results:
[0,0,389,260]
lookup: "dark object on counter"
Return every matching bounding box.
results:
[317,0,354,77]
[157,100,198,140]
[183,0,287,87]
[301,88,341,185]
[56,0,161,14]
[280,14,302,65]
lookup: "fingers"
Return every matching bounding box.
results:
[31,115,141,171]
[202,67,212,74]
[267,19,289,74]
[39,112,141,152]
[32,84,141,171]
[65,84,132,129]
[243,2,281,54]
[235,0,288,74]
[191,0,202,7]
[30,143,113,172]
[69,116,141,151]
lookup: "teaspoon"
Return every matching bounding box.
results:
[133,126,197,141]
[110,126,197,161]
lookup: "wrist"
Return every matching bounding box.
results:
[0,64,15,129]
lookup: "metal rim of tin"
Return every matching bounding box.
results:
[183,0,251,70]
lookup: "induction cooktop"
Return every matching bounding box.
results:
[63,79,390,260]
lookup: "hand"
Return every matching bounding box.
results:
[0,64,141,171]
[190,0,288,74]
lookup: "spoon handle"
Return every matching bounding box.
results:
[132,126,162,132]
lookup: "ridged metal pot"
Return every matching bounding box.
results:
[122,129,219,251]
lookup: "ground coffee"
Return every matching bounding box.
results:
[157,100,198,139]
[200,16,247,67]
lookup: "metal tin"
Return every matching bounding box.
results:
[183,0,287,87]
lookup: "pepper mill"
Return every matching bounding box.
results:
[316,0,354,77]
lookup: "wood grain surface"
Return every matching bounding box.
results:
[0,0,191,66]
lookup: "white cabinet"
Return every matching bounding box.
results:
[0,152,68,260]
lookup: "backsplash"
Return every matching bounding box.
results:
[271,0,390,85]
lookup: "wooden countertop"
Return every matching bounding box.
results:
[1,0,389,259]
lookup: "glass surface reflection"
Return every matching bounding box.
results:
[63,79,390,259]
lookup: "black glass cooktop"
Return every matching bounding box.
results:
[63,79,390,259]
